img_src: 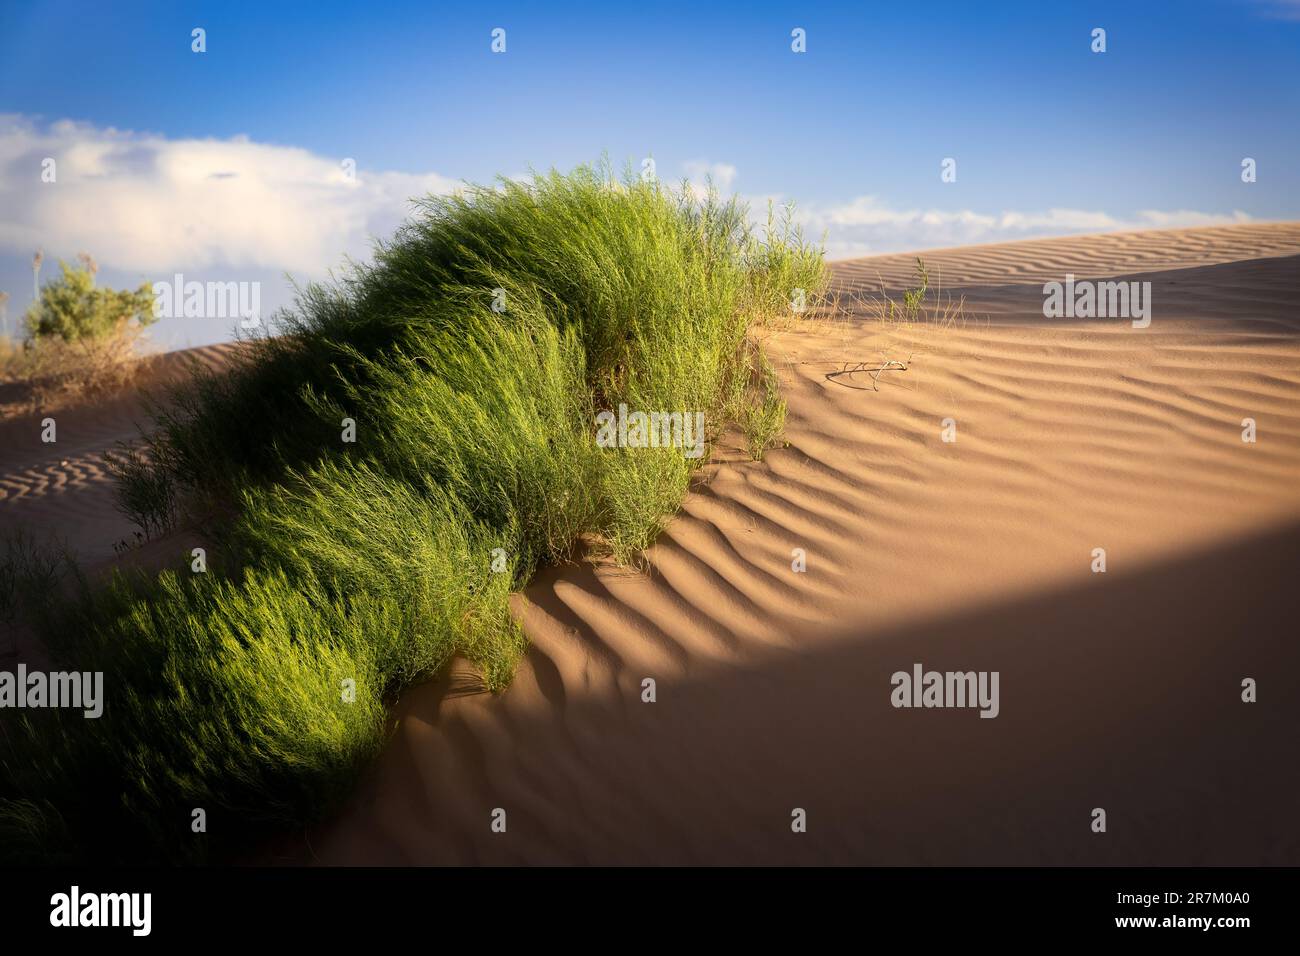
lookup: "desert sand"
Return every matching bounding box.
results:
[0,343,242,569]
[3,224,1298,864]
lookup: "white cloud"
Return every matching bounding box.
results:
[682,159,738,197]
[0,114,462,276]
[674,159,1251,260]
[786,195,1252,260]
[0,121,1255,282]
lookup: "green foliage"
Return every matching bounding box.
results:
[4,163,828,863]
[103,441,178,540]
[2,567,390,862]
[742,345,788,461]
[333,303,600,571]
[889,258,931,324]
[236,460,524,691]
[744,200,828,318]
[24,259,155,343]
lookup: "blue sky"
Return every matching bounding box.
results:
[1,0,1297,348]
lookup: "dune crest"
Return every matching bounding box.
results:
[3,226,1297,864]
[298,223,1300,865]
[0,342,243,568]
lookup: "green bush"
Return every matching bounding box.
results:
[2,163,827,863]
[742,344,788,461]
[236,460,524,690]
[2,567,389,862]
[24,259,155,343]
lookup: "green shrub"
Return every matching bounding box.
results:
[2,567,389,863]
[332,300,600,570]
[742,345,788,461]
[236,459,524,690]
[2,163,827,863]
[24,259,155,344]
[104,441,178,539]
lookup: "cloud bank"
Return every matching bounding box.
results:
[792,197,1253,260]
[0,114,461,277]
[0,117,1254,287]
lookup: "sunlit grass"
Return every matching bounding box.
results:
[0,162,827,862]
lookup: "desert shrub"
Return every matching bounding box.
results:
[103,441,178,539]
[742,344,788,461]
[0,528,78,629]
[0,258,156,411]
[24,258,154,344]
[1,567,390,862]
[125,166,824,502]
[2,163,827,863]
[235,459,524,691]
[0,323,150,411]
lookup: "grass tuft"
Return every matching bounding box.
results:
[742,344,788,460]
[1,162,827,862]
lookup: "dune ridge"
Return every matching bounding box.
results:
[0,342,244,567]
[834,221,1300,288]
[2,226,1297,864]
[301,223,1300,865]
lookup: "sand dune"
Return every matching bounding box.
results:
[3,226,1297,864]
[0,342,243,570]
[834,221,1300,289]
[300,223,1300,865]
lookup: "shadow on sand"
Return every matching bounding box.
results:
[304,518,1299,865]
